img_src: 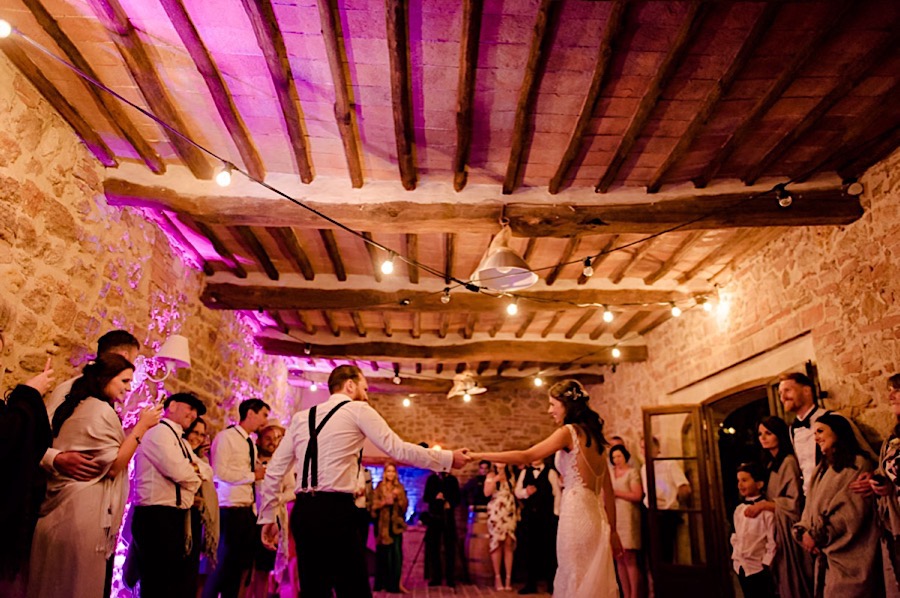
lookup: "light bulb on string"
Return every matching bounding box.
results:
[309,382,318,392]
[602,306,614,323]
[611,346,622,359]
[463,392,472,403]
[392,374,401,385]
[506,298,518,316]
[698,297,713,312]
[440,288,451,304]
[582,257,594,278]
[0,20,12,39]
[670,303,682,317]
[534,375,543,387]
[215,162,233,187]
[402,398,411,408]
[380,252,395,275]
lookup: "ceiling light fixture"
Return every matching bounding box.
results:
[471,223,538,291]
[533,375,543,387]
[698,296,713,312]
[671,303,682,317]
[0,19,12,39]
[582,257,594,278]
[309,382,318,392]
[774,184,793,208]
[506,298,518,316]
[380,252,395,275]
[402,398,411,408]
[215,162,233,187]
[602,306,614,323]
[440,288,451,304]
[611,346,622,359]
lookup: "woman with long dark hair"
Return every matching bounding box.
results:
[471,380,621,597]
[793,413,878,597]
[28,354,161,598]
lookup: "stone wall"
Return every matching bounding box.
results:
[0,54,299,429]
[592,148,900,451]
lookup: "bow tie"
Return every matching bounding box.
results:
[791,407,818,431]
[742,496,764,505]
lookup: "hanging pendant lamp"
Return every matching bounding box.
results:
[471,224,538,291]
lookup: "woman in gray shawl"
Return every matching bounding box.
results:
[793,413,878,598]
[27,354,161,598]
[744,416,813,598]
[869,373,900,596]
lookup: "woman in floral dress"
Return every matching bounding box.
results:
[485,463,517,591]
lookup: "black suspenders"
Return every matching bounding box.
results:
[301,400,351,490]
[160,421,193,507]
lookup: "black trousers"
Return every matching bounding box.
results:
[425,517,456,585]
[202,506,257,598]
[738,567,775,598]
[521,513,558,590]
[291,492,371,598]
[132,505,195,598]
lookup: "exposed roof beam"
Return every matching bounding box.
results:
[503,0,561,194]
[160,0,265,180]
[565,309,596,339]
[318,229,347,281]
[644,231,705,285]
[259,337,647,364]
[836,122,900,181]
[316,0,363,187]
[21,0,164,173]
[268,227,314,280]
[693,2,854,188]
[476,361,490,375]
[709,229,785,284]
[610,237,658,284]
[322,310,341,337]
[438,313,449,339]
[190,219,247,278]
[638,311,672,337]
[367,373,605,395]
[489,315,506,338]
[541,311,563,338]
[613,311,651,340]
[230,225,279,280]
[382,313,393,338]
[296,311,316,334]
[351,312,367,337]
[522,238,538,262]
[362,232,383,283]
[596,1,708,193]
[411,313,421,339]
[444,233,455,284]
[647,2,779,193]
[385,0,416,190]
[1,41,116,167]
[463,313,478,340]
[405,234,419,284]
[588,321,608,341]
[677,229,753,284]
[544,237,581,286]
[241,0,313,183]
[86,0,212,179]
[578,234,620,285]
[742,27,900,185]
[106,180,863,235]
[158,213,214,276]
[549,0,628,194]
[452,0,484,191]
[202,284,688,312]
[515,313,536,339]
[268,311,289,334]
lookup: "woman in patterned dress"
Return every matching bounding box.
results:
[485,463,517,591]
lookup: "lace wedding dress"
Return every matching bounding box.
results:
[553,424,618,597]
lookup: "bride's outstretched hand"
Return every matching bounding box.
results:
[610,530,625,559]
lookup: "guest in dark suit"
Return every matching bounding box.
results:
[515,458,560,595]
[423,470,461,587]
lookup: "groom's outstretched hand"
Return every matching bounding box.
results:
[451,448,471,469]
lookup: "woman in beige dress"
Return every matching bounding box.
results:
[609,445,642,598]
[28,354,161,598]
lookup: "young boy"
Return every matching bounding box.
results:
[731,462,776,598]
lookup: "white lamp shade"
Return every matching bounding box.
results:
[155,335,191,370]
[470,224,538,291]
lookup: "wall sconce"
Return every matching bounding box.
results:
[146,334,192,383]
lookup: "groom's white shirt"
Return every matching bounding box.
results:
[257,393,452,524]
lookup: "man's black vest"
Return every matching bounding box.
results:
[522,465,554,518]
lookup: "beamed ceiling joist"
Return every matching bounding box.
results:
[365,373,605,395]
[257,337,646,364]
[105,181,863,236]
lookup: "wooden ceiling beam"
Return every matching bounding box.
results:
[318,229,347,281]
[158,213,214,276]
[296,311,316,335]
[160,0,265,181]
[565,309,596,339]
[742,27,900,185]
[588,321,608,341]
[438,313,449,339]
[405,234,419,284]
[21,0,164,173]
[709,229,785,284]
[644,231,705,285]
[476,361,491,375]
[190,219,247,278]
[385,0,416,190]
[541,311,563,338]
[368,373,604,395]
[241,0,313,183]
[316,0,363,187]
[351,312,367,337]
[518,361,534,372]
[268,311,289,334]
[515,313,536,339]
[503,0,561,195]
[362,232,383,283]
[463,313,478,340]
[610,237,658,284]
[677,229,753,284]
[544,237,581,286]
[596,1,708,193]
[452,0,484,191]
[411,313,421,339]
[489,315,506,338]
[578,234,619,285]
[522,238,538,262]
[86,0,212,179]
[230,225,279,280]
[202,284,688,312]
[268,227,314,280]
[693,2,854,188]
[257,337,647,364]
[444,233,456,284]
[638,311,672,337]
[549,0,628,194]
[836,122,900,182]
[322,310,341,337]
[613,311,651,340]
[106,180,863,235]
[1,42,117,168]
[383,313,393,338]
[435,363,444,374]
[647,2,779,193]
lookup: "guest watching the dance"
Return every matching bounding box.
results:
[793,413,878,597]
[641,436,691,563]
[731,462,775,598]
[183,416,219,594]
[0,326,54,595]
[423,469,462,588]
[514,458,559,595]
[485,464,517,591]
[372,461,409,594]
[869,373,900,594]
[462,459,492,511]
[610,445,643,598]
[28,354,162,598]
[744,416,813,598]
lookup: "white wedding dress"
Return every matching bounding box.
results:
[553,424,618,597]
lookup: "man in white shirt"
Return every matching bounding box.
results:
[515,459,560,595]
[640,436,691,564]
[259,365,470,598]
[203,398,270,598]
[131,392,212,597]
[42,330,140,480]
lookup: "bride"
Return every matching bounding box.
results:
[471,379,621,597]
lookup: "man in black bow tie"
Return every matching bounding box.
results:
[780,373,827,496]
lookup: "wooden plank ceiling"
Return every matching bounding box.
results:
[1,0,896,394]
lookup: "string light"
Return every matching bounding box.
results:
[670,303,682,317]
[602,306,614,323]
[0,20,12,39]
[698,297,713,312]
[462,392,472,403]
[402,397,411,408]
[309,382,318,392]
[214,162,233,187]
[303,343,312,355]
[582,257,594,278]
[380,252,395,275]
[775,184,793,208]
[432,444,443,451]
[440,288,451,304]
[611,346,622,359]
[506,298,518,316]
[533,376,543,387]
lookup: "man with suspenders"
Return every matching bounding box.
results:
[258,365,471,597]
[131,392,212,597]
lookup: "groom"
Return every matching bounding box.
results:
[258,365,471,597]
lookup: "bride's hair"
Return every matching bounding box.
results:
[548,379,607,454]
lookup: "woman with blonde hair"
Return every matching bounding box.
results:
[372,461,408,593]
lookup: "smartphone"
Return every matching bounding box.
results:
[871,474,889,486]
